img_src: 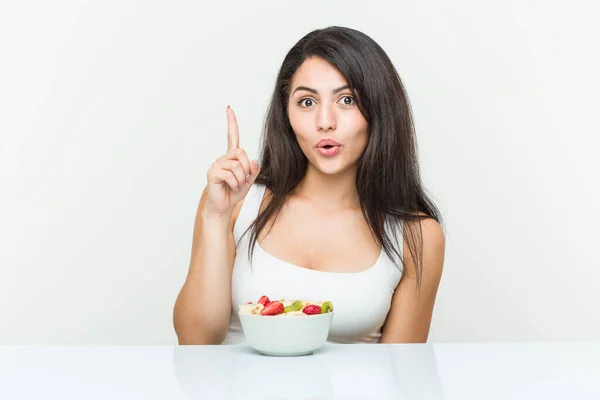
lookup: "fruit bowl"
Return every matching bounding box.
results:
[238,296,334,357]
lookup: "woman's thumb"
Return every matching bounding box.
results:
[248,160,260,184]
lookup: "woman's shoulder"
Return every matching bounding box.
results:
[400,212,445,273]
[230,198,245,227]
[410,212,443,233]
[230,183,269,229]
[400,212,444,243]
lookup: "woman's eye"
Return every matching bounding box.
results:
[339,96,355,106]
[298,98,315,107]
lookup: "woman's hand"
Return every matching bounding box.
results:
[205,106,260,217]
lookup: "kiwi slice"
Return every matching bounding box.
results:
[321,301,333,313]
[284,300,302,313]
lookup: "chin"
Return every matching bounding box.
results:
[310,159,352,176]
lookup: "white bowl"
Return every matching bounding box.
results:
[238,311,334,356]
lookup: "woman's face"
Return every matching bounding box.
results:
[287,57,368,176]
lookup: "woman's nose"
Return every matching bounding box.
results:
[317,103,336,132]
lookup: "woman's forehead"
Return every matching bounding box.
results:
[290,57,349,92]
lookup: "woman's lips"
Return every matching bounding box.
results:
[316,138,341,147]
[315,138,341,156]
[317,145,340,156]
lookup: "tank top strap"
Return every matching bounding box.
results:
[383,214,405,277]
[233,183,267,245]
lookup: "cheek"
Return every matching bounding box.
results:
[347,122,369,151]
[288,112,313,144]
[359,128,369,147]
[352,134,368,157]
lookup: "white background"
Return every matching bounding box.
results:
[1,0,598,344]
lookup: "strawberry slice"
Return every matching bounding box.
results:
[302,304,322,315]
[260,301,284,316]
[257,295,270,306]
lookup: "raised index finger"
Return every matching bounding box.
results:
[226,106,239,152]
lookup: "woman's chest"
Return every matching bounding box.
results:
[257,203,381,273]
[231,248,402,342]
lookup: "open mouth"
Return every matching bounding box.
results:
[315,138,341,156]
[316,144,341,156]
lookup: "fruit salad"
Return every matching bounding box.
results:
[238,295,334,317]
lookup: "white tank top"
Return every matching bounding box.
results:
[223,183,404,344]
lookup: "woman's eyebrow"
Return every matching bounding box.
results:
[291,84,351,95]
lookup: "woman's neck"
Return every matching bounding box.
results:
[293,164,359,211]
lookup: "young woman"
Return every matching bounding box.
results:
[173,26,445,345]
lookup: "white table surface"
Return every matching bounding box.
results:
[1,343,599,399]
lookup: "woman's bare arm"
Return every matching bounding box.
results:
[173,189,243,344]
[173,106,258,345]
[380,217,446,343]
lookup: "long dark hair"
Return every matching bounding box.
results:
[244,26,443,287]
